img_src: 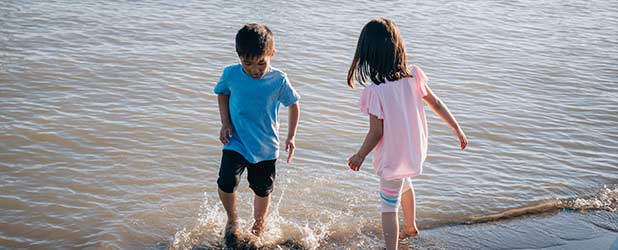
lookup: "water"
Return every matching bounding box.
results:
[1,0,617,249]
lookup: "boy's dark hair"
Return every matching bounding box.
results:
[235,23,275,58]
[347,18,410,88]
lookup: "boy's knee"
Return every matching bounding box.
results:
[218,150,247,193]
[247,160,276,197]
[249,184,273,197]
[248,168,274,197]
[217,175,240,193]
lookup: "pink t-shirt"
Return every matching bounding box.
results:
[359,65,429,180]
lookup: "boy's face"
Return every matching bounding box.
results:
[240,55,272,80]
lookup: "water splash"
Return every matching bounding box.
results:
[170,193,227,250]
[170,190,335,250]
[564,185,618,212]
[169,186,617,249]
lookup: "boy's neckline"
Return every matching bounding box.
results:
[240,65,273,81]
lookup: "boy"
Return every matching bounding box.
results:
[213,23,300,239]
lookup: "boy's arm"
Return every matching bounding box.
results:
[422,86,468,150]
[285,102,300,164]
[218,94,233,144]
[348,114,383,171]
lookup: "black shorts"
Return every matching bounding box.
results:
[217,150,276,197]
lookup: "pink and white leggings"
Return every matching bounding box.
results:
[379,177,412,212]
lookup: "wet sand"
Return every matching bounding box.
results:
[413,210,618,250]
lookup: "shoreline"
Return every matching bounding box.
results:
[185,209,618,250]
[183,187,618,249]
[413,210,618,250]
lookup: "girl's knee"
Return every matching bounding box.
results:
[380,192,399,212]
[380,204,398,213]
[379,177,406,212]
[401,177,413,192]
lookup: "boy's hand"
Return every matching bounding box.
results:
[348,153,365,171]
[285,136,295,164]
[219,125,233,145]
[457,129,468,150]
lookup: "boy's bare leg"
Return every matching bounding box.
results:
[382,212,399,250]
[251,194,270,236]
[400,188,419,239]
[218,188,239,235]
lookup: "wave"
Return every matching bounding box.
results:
[464,185,617,226]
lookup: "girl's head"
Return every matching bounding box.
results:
[347,18,410,88]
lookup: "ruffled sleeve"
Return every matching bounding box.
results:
[359,86,384,119]
[412,65,429,97]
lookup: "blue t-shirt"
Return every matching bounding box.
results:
[214,64,300,163]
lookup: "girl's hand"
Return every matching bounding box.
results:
[457,129,468,150]
[219,125,233,145]
[285,136,296,164]
[348,153,365,171]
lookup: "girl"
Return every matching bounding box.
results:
[347,18,468,250]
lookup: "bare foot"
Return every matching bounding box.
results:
[251,219,265,237]
[224,222,240,249]
[399,226,419,240]
[224,222,239,237]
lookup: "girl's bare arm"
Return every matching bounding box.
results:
[422,86,468,150]
[349,114,383,170]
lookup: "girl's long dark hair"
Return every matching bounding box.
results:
[347,18,410,88]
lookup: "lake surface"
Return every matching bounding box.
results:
[1,0,616,249]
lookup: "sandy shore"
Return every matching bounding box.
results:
[408,210,618,250]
